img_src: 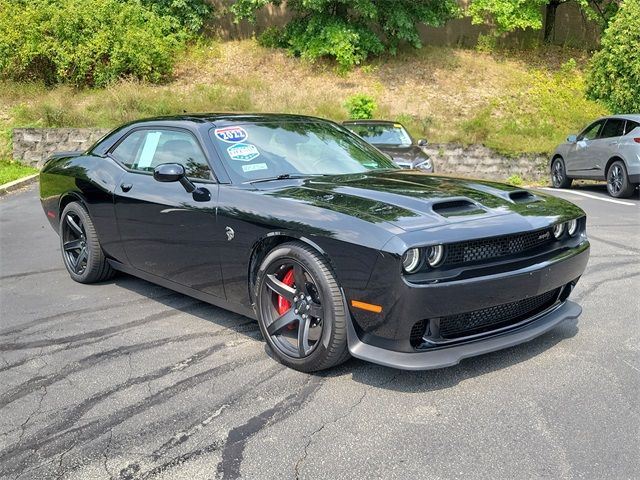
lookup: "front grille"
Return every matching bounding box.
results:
[443,228,554,266]
[438,288,560,339]
[410,319,427,347]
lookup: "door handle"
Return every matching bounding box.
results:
[120,183,133,192]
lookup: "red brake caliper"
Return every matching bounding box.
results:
[277,268,295,315]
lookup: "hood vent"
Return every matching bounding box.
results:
[508,190,539,203]
[432,199,486,218]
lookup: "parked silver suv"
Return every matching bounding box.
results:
[550,115,640,198]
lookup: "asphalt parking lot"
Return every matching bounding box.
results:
[1,182,638,480]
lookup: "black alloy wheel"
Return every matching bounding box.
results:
[62,210,89,275]
[255,242,349,372]
[551,157,572,189]
[607,160,636,198]
[60,202,114,283]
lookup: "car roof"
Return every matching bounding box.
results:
[342,120,401,126]
[596,114,640,122]
[130,113,331,126]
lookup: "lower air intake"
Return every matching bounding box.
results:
[439,288,560,339]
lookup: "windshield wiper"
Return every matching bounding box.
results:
[248,174,311,184]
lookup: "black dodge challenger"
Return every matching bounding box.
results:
[40,114,590,372]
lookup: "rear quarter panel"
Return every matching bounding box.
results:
[40,154,126,261]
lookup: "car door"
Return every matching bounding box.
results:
[110,127,225,298]
[569,120,605,177]
[589,118,626,178]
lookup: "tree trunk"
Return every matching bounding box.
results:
[544,1,561,43]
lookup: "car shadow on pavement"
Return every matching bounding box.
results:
[111,272,579,394]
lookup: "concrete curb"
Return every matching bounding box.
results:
[0,174,39,196]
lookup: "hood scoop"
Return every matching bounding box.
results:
[508,190,540,203]
[432,199,487,218]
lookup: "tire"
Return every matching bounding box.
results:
[551,157,572,189]
[606,160,636,198]
[60,201,115,284]
[255,242,350,372]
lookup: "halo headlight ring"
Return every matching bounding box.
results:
[402,248,421,273]
[552,223,565,239]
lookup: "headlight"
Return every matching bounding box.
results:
[552,223,565,239]
[426,245,444,267]
[567,219,578,236]
[402,248,421,273]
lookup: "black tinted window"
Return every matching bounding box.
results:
[600,119,626,138]
[112,129,211,180]
[578,121,604,141]
[625,120,640,135]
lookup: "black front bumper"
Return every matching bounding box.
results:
[344,240,589,369]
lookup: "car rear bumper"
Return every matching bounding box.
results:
[346,299,581,370]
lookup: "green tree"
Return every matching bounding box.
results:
[231,0,460,70]
[468,0,620,43]
[586,0,640,112]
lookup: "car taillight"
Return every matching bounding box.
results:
[634,137,640,144]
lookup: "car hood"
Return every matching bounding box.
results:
[375,145,428,167]
[261,170,584,234]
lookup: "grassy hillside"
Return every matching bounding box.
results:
[0,40,607,160]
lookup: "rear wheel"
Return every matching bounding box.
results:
[551,157,572,189]
[255,242,349,372]
[60,202,115,283]
[607,160,636,198]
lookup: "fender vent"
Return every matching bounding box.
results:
[432,200,485,218]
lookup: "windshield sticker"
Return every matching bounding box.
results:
[242,163,268,172]
[227,143,260,161]
[214,126,248,143]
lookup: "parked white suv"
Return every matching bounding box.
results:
[550,115,640,198]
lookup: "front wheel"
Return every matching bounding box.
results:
[551,157,572,189]
[607,161,636,198]
[60,202,115,283]
[255,242,350,372]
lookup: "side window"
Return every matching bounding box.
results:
[625,120,640,135]
[578,121,604,141]
[111,129,212,180]
[599,119,625,139]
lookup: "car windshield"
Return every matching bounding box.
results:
[210,120,398,182]
[346,123,413,146]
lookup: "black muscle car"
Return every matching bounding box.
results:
[343,120,433,172]
[40,114,590,372]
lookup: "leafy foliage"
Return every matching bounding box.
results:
[344,94,377,119]
[232,0,459,69]
[0,0,189,87]
[586,0,640,112]
[468,0,619,34]
[139,0,211,33]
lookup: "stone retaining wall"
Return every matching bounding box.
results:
[13,128,111,167]
[423,144,549,181]
[12,128,550,180]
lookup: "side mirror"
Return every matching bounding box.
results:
[153,163,197,194]
[567,134,577,144]
[417,139,428,147]
[154,163,185,183]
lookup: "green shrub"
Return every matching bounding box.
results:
[0,0,187,87]
[257,26,289,49]
[506,174,524,186]
[586,0,640,113]
[344,94,377,119]
[140,0,211,33]
[232,0,459,70]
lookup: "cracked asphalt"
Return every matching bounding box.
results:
[1,183,638,480]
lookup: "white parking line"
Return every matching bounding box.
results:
[539,188,637,206]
